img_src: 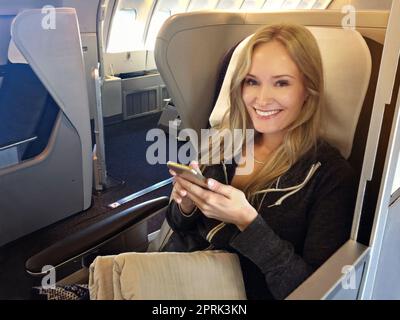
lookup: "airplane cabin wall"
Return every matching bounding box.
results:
[62,0,98,33]
[102,0,154,76]
[101,0,165,120]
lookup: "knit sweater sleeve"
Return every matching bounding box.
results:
[165,200,202,232]
[229,161,356,300]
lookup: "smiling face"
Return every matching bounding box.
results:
[242,40,308,146]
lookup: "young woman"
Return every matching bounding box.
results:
[165,24,357,300]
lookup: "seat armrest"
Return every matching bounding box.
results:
[285,240,369,300]
[25,196,170,275]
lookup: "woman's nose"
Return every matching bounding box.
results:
[256,85,273,105]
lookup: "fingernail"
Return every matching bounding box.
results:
[180,190,187,197]
[176,197,181,203]
[169,170,176,176]
[207,179,215,189]
[190,160,199,167]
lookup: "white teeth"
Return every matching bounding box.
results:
[254,109,281,117]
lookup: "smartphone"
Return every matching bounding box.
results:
[167,161,208,188]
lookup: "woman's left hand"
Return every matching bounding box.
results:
[174,176,258,231]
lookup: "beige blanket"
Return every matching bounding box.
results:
[89,251,246,300]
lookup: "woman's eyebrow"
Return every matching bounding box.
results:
[246,73,295,79]
[272,74,295,79]
[245,74,258,79]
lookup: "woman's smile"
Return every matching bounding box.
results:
[252,107,283,119]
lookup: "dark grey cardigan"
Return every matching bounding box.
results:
[164,140,357,299]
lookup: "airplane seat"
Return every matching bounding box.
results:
[0,39,60,163]
[26,11,387,300]
[151,25,374,254]
[0,8,93,247]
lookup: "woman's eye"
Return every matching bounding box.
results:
[244,78,258,86]
[275,80,289,87]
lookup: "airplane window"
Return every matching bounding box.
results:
[240,0,331,10]
[263,0,286,10]
[107,6,143,53]
[311,0,332,9]
[144,0,332,51]
[240,0,266,10]
[145,9,171,50]
[187,0,219,11]
[216,0,244,10]
[280,0,302,9]
[296,0,319,9]
[145,0,190,50]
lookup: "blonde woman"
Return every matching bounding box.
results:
[166,24,356,300]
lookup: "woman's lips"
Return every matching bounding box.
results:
[253,107,282,119]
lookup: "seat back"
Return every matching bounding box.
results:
[0,40,60,162]
[0,8,93,246]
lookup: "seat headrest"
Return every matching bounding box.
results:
[8,38,28,64]
[209,27,372,159]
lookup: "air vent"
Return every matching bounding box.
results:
[123,87,160,119]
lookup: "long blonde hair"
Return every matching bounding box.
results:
[209,24,324,205]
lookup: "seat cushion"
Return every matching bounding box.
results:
[89,250,246,300]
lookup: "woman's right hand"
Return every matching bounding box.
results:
[169,161,199,214]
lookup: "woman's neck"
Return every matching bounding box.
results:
[256,133,284,155]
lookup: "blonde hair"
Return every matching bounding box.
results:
[206,24,324,206]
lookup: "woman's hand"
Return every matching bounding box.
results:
[169,161,198,214]
[174,175,258,231]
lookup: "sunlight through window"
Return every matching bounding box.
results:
[107,7,144,52]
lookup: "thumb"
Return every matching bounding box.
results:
[189,160,199,170]
[207,178,232,198]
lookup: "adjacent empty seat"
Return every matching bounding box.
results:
[0,9,93,246]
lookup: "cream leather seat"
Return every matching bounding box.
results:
[151,19,375,254]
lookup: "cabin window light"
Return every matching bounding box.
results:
[241,0,332,10]
[263,0,286,10]
[145,9,171,50]
[107,7,145,53]
[280,0,303,9]
[216,0,244,10]
[296,0,318,9]
[187,0,219,11]
[240,0,267,10]
[145,0,190,51]
[311,0,332,9]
